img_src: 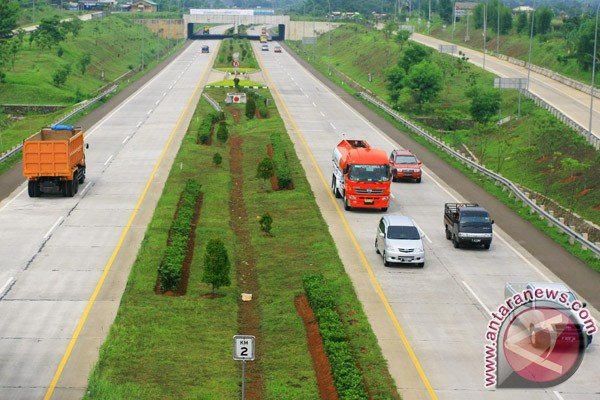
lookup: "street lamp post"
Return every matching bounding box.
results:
[483,3,487,70]
[428,0,431,34]
[588,2,600,135]
[496,0,500,54]
[526,0,536,91]
[328,0,331,75]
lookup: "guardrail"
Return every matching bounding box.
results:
[358,91,600,258]
[0,84,117,164]
[202,93,222,111]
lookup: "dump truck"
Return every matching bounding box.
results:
[331,139,391,211]
[444,203,493,249]
[259,34,268,43]
[23,125,87,198]
[203,26,210,34]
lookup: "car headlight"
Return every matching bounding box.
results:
[385,245,396,252]
[415,247,424,253]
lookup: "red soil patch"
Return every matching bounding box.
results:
[576,188,592,198]
[229,136,265,399]
[593,204,600,211]
[200,293,226,299]
[536,155,551,163]
[295,295,339,400]
[227,106,242,124]
[154,192,203,296]
[266,144,279,191]
[561,175,579,184]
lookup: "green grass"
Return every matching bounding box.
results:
[86,79,399,398]
[208,79,264,87]
[215,38,259,70]
[0,14,179,155]
[215,67,260,73]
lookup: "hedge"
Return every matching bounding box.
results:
[302,274,368,399]
[270,132,293,189]
[157,180,202,292]
[197,112,225,145]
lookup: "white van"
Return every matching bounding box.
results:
[375,215,425,267]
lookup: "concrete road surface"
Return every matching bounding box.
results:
[0,40,219,400]
[254,40,600,400]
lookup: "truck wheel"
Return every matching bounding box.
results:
[344,196,351,211]
[73,178,79,194]
[445,226,451,240]
[28,181,38,198]
[78,174,85,184]
[331,175,341,198]
[416,178,421,183]
[63,180,75,197]
[453,235,461,248]
[483,242,491,250]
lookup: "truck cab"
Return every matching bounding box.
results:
[444,203,493,249]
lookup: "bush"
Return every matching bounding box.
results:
[197,115,213,145]
[270,132,293,189]
[302,274,368,399]
[213,152,222,166]
[51,64,71,87]
[256,157,274,189]
[258,213,273,235]
[245,96,256,119]
[216,122,229,145]
[157,180,202,293]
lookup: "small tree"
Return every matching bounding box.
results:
[79,53,92,74]
[404,60,443,106]
[233,77,240,88]
[213,152,222,166]
[395,30,411,50]
[256,157,274,189]
[202,239,231,294]
[466,85,501,124]
[52,64,71,87]
[245,96,256,119]
[216,122,229,145]
[385,65,405,104]
[258,213,273,236]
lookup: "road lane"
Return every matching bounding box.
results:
[0,40,218,400]
[255,41,600,400]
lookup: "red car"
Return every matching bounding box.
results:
[389,149,422,183]
[274,45,282,53]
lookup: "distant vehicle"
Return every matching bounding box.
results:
[23,125,87,197]
[331,139,391,211]
[504,282,593,348]
[444,203,493,249]
[259,35,268,43]
[261,44,269,51]
[375,215,425,267]
[274,45,282,53]
[203,26,210,34]
[201,45,209,53]
[390,149,422,183]
[261,26,267,35]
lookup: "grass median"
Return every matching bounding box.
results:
[85,79,399,398]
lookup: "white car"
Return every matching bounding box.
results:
[261,44,269,51]
[375,215,425,267]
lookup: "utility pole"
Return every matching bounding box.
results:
[526,0,536,91]
[483,3,487,70]
[588,2,600,136]
[496,0,501,54]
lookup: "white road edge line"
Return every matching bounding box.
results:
[312,102,317,107]
[553,391,565,400]
[104,155,113,165]
[320,111,325,117]
[80,182,92,196]
[44,216,64,239]
[136,121,142,128]
[413,221,432,244]
[122,136,130,144]
[462,280,492,315]
[147,109,152,115]
[0,277,15,298]
[155,100,160,105]
[330,122,336,130]
[0,187,27,213]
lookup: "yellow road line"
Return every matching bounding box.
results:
[256,45,438,400]
[43,42,218,400]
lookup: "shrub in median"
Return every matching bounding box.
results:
[157,179,202,293]
[302,274,368,399]
[202,238,231,294]
[269,132,293,189]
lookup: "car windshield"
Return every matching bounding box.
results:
[387,225,420,240]
[460,212,490,224]
[394,155,417,164]
[348,164,390,182]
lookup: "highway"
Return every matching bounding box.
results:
[411,33,600,144]
[253,40,600,400]
[0,39,220,399]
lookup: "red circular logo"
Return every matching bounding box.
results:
[503,306,584,385]
[233,96,240,103]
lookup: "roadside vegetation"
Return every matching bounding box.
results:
[85,74,399,397]
[0,13,177,156]
[215,38,259,71]
[289,24,599,227]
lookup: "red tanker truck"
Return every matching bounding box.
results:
[331,139,391,211]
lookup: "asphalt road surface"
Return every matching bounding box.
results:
[256,40,600,400]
